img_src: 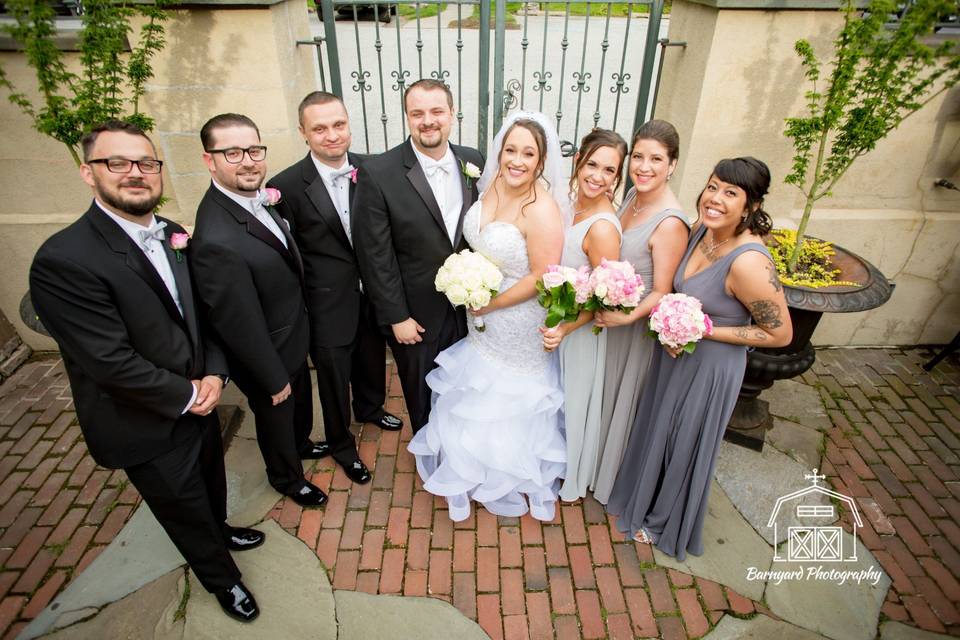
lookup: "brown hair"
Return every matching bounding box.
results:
[698,157,773,236]
[81,120,155,162]
[200,113,260,151]
[495,118,549,216]
[568,128,628,196]
[297,91,345,124]
[631,119,680,163]
[403,78,454,112]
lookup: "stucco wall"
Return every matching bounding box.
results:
[0,0,318,350]
[656,0,960,346]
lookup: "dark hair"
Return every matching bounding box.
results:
[403,78,454,112]
[200,113,260,151]
[81,120,155,162]
[569,128,628,196]
[297,91,345,124]
[631,119,680,163]
[700,156,773,236]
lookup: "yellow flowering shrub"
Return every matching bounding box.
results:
[768,229,859,288]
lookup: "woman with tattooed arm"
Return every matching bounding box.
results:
[606,157,791,561]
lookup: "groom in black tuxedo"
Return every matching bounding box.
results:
[353,79,484,433]
[268,92,403,484]
[190,113,328,507]
[30,121,261,622]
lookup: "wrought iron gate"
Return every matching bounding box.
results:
[301,0,670,155]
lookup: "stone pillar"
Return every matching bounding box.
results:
[0,0,319,350]
[654,0,960,346]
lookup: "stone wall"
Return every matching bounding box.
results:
[0,0,318,351]
[655,0,960,346]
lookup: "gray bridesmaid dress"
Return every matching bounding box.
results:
[592,195,688,505]
[606,225,772,561]
[558,212,621,502]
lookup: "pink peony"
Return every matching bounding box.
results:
[648,293,713,354]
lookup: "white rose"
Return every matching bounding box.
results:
[468,289,491,308]
[446,284,469,306]
[463,162,482,179]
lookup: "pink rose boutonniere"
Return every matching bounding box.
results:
[263,187,282,207]
[170,232,190,263]
[350,167,359,184]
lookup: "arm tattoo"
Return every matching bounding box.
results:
[748,300,783,329]
[734,326,770,341]
[734,327,749,339]
[766,261,782,293]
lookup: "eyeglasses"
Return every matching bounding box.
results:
[206,146,268,164]
[88,158,163,174]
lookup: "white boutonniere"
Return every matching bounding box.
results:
[461,161,481,187]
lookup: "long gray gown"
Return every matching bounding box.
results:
[605,225,772,561]
[592,195,688,505]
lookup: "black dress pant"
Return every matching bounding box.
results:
[387,304,466,433]
[235,361,313,494]
[311,295,386,465]
[125,412,241,593]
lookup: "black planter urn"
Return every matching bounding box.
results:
[724,241,894,451]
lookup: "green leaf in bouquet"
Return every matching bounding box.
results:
[546,304,565,328]
[682,342,698,354]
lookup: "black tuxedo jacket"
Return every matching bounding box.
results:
[267,151,370,349]
[29,203,228,469]
[352,139,483,339]
[190,184,310,397]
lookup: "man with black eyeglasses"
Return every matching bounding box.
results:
[30,120,263,622]
[191,113,329,510]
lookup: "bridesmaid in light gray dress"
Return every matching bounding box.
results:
[592,121,690,505]
[606,157,793,560]
[540,130,627,502]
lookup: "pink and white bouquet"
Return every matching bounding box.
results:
[435,249,503,331]
[583,259,646,334]
[536,264,592,328]
[648,293,714,355]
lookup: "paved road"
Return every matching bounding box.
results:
[307,8,671,154]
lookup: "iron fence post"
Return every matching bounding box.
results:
[633,0,663,134]
[492,0,506,133]
[478,0,491,154]
[320,0,343,97]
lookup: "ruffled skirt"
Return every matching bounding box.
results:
[408,338,566,522]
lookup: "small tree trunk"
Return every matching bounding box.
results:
[67,144,81,168]
[788,195,816,273]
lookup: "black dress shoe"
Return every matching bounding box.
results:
[288,482,328,508]
[215,582,259,622]
[300,441,332,459]
[224,526,265,551]
[371,412,403,431]
[340,459,371,484]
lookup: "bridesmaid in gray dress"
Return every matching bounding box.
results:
[592,121,690,505]
[606,157,793,561]
[541,130,627,502]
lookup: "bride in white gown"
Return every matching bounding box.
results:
[408,111,571,522]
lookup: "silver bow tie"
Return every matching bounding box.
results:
[330,165,355,182]
[424,161,455,178]
[137,221,167,250]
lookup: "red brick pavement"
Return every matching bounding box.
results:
[2,347,957,639]
[0,358,141,640]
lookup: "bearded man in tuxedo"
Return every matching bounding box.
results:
[30,121,261,622]
[268,91,403,485]
[352,79,484,434]
[190,113,328,507]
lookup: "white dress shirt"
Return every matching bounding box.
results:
[412,143,463,245]
[97,201,197,413]
[212,179,288,249]
[312,155,354,244]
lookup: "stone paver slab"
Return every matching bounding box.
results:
[880,621,954,639]
[715,441,835,546]
[765,379,832,431]
[652,481,772,601]
[767,417,824,469]
[705,613,829,639]
[335,590,490,640]
[183,519,335,640]
[765,534,890,640]
[43,569,184,640]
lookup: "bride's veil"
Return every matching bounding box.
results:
[476,110,574,228]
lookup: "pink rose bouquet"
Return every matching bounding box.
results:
[536,264,591,328]
[583,259,645,334]
[648,293,714,355]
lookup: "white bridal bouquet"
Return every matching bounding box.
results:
[435,249,504,331]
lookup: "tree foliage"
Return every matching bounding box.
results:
[783,0,960,274]
[0,0,171,166]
